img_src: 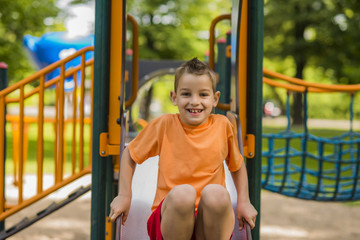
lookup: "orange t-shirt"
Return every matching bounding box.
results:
[128,114,243,211]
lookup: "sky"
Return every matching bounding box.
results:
[57,0,95,37]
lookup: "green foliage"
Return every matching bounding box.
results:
[131,75,177,122]
[68,0,92,4]
[0,0,65,83]
[151,76,178,114]
[264,0,360,120]
[264,0,360,84]
[126,0,231,60]
[263,57,358,120]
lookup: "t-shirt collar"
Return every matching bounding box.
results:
[176,113,212,130]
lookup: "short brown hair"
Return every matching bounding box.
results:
[174,57,217,93]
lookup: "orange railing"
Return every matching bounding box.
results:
[263,68,360,92]
[0,46,94,221]
[125,14,139,109]
[209,14,231,111]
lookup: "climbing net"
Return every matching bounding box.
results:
[262,69,360,201]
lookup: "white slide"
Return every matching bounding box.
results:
[119,156,251,239]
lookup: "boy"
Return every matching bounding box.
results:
[109,58,257,240]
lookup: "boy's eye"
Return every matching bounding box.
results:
[200,93,209,97]
[181,92,191,96]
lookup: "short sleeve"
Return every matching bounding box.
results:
[225,122,243,172]
[127,117,163,164]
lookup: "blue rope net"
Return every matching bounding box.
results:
[262,90,360,201]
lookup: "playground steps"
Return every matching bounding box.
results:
[0,185,91,240]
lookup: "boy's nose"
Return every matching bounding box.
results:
[190,95,200,105]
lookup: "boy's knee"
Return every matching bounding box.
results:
[167,184,196,213]
[201,184,232,213]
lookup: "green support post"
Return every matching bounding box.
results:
[91,0,112,239]
[216,38,228,115]
[225,30,232,103]
[0,62,8,233]
[247,0,264,239]
[231,0,263,238]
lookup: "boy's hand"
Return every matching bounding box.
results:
[236,201,258,230]
[109,195,132,224]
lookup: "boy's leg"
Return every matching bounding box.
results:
[195,184,235,240]
[161,184,197,240]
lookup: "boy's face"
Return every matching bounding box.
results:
[170,73,220,126]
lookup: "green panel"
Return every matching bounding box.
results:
[91,0,112,239]
[216,40,228,115]
[225,31,232,104]
[231,0,263,238]
[0,64,7,232]
[246,0,264,239]
[231,0,241,114]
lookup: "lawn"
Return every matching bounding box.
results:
[5,121,91,175]
[262,124,360,201]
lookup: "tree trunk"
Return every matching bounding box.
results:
[292,61,305,126]
[292,5,307,126]
[139,85,153,121]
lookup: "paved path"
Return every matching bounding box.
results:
[5,186,360,239]
[261,191,360,240]
[263,116,360,130]
[5,175,91,240]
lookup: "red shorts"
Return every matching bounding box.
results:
[147,199,197,240]
[147,200,232,240]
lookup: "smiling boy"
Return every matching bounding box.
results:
[110,58,257,240]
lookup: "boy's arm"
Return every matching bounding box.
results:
[109,147,137,224]
[231,163,258,229]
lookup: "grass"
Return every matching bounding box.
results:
[5,122,91,175]
[262,124,360,203]
[262,125,351,157]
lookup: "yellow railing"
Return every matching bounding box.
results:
[0,46,94,221]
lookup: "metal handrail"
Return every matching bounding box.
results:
[209,14,231,70]
[0,46,94,221]
[209,14,231,111]
[263,68,360,92]
[5,59,93,103]
[125,14,139,109]
[0,46,94,96]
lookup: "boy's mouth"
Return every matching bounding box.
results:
[187,109,203,113]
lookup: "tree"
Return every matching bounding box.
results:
[126,0,232,60]
[0,0,62,83]
[264,0,360,124]
[0,0,92,84]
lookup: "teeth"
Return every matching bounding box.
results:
[188,109,202,113]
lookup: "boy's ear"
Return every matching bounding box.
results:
[213,91,220,107]
[170,90,177,106]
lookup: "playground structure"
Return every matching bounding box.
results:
[262,70,360,201]
[0,0,359,239]
[0,46,94,238]
[0,0,263,238]
[92,0,262,238]
[23,32,94,91]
